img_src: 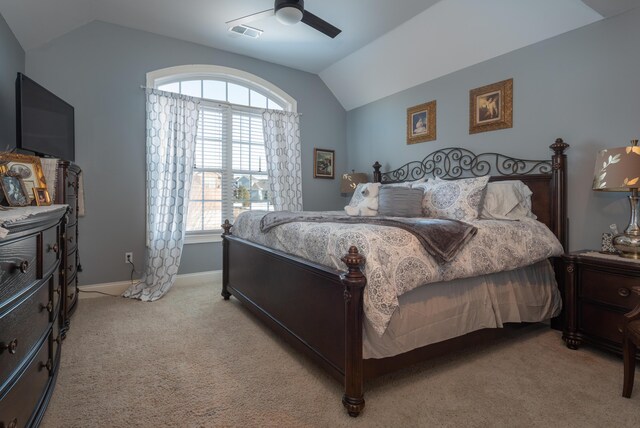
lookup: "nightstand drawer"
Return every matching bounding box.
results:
[580,266,640,310]
[580,301,626,344]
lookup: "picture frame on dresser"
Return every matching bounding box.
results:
[0,152,48,203]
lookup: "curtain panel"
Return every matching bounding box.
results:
[262,110,303,211]
[123,89,200,301]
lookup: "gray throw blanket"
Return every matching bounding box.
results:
[260,211,477,264]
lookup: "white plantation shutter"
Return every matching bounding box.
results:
[156,72,291,234]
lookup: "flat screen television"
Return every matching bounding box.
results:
[16,72,75,161]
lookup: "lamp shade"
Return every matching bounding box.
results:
[275,6,304,25]
[593,140,640,191]
[341,172,368,193]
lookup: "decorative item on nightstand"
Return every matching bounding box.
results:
[340,171,368,194]
[593,140,640,259]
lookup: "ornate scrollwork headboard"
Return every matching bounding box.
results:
[372,139,569,249]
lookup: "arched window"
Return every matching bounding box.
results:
[147,65,297,242]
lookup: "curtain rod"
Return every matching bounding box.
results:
[139,85,299,115]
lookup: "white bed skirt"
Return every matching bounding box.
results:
[363,259,561,359]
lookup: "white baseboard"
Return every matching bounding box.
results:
[78,270,222,299]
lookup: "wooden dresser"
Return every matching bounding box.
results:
[562,250,640,355]
[55,161,81,339]
[0,207,67,427]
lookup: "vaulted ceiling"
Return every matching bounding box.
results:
[0,0,638,110]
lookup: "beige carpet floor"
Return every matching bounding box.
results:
[41,280,639,427]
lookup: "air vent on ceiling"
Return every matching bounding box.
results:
[228,24,263,39]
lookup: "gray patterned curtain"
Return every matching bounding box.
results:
[262,110,303,211]
[123,89,200,301]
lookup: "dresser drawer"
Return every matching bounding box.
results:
[0,280,52,388]
[0,334,51,428]
[0,236,38,307]
[580,266,640,311]
[65,225,77,254]
[65,174,78,198]
[65,250,77,282]
[66,195,77,221]
[42,225,60,277]
[66,271,78,304]
[579,301,626,345]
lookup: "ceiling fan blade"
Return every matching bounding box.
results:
[301,10,342,38]
[226,9,274,26]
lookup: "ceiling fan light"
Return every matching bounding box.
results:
[275,6,303,25]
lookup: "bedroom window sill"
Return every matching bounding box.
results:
[184,233,223,245]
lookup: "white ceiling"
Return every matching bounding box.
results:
[0,0,638,110]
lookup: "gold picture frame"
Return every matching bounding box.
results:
[0,152,48,203]
[469,78,513,134]
[407,100,436,144]
[0,173,31,207]
[33,187,52,206]
[313,148,335,179]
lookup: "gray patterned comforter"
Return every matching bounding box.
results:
[232,211,564,336]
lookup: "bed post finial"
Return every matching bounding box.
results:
[340,246,366,417]
[221,220,233,300]
[372,162,382,183]
[550,139,569,250]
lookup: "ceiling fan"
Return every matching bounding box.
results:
[226,0,342,39]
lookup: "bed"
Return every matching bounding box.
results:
[221,139,569,416]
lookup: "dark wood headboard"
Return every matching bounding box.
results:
[372,139,569,250]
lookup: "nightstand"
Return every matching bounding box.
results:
[563,251,640,355]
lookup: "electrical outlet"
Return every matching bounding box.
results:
[125,252,133,263]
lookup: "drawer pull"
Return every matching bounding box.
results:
[54,287,61,295]
[68,292,75,301]
[0,338,18,354]
[6,418,18,428]
[39,358,52,372]
[48,243,59,253]
[41,300,53,313]
[68,181,78,190]
[68,236,74,243]
[618,287,630,297]
[54,335,61,345]
[618,326,624,334]
[18,260,29,273]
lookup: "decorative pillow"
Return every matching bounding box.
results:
[413,176,490,221]
[378,187,424,217]
[345,182,381,216]
[382,177,427,188]
[480,180,537,220]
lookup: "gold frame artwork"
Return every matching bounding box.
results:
[313,148,335,179]
[0,173,31,207]
[407,100,436,144]
[469,78,513,134]
[33,187,52,206]
[0,152,48,203]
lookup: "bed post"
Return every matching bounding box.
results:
[221,220,232,300]
[550,139,569,250]
[340,246,366,417]
[372,161,382,183]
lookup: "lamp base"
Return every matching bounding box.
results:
[612,233,640,259]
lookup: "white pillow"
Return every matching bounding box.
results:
[480,180,537,220]
[345,182,381,216]
[413,176,489,221]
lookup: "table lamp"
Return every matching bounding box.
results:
[593,139,640,258]
[340,171,368,194]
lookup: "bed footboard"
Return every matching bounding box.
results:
[221,223,367,416]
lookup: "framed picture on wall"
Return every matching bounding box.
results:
[313,148,335,179]
[469,78,513,134]
[407,100,436,144]
[0,152,48,203]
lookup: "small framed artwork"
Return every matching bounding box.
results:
[33,187,52,206]
[1,174,31,207]
[469,78,513,134]
[0,152,48,203]
[407,100,436,144]
[314,148,335,179]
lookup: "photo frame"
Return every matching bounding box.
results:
[1,173,31,207]
[469,78,513,134]
[33,187,52,206]
[313,148,335,179]
[0,152,48,203]
[407,100,437,144]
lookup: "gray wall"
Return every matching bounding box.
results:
[347,8,640,252]
[25,21,346,285]
[0,13,24,149]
